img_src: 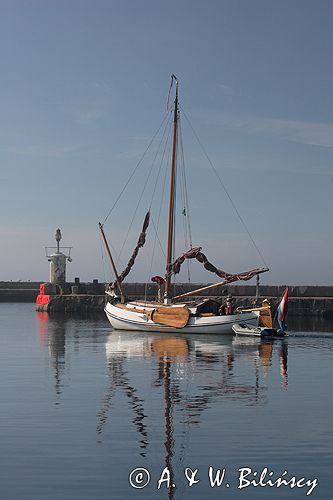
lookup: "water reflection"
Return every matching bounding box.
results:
[36,312,66,402]
[288,315,333,332]
[99,331,289,497]
[14,309,330,500]
[96,346,149,455]
[35,313,290,498]
[279,341,288,388]
[36,312,106,404]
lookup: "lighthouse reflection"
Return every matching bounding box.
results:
[36,312,106,403]
[36,312,66,402]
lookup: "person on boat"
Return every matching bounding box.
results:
[225,295,235,315]
[218,301,226,315]
[151,275,165,302]
[219,294,235,315]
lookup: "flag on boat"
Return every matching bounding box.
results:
[277,288,288,332]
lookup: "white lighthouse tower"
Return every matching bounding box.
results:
[45,229,72,284]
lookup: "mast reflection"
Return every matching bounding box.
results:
[97,338,149,456]
[98,331,288,498]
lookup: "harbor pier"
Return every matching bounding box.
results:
[0,281,332,318]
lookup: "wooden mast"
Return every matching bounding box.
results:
[164,75,179,303]
[98,222,124,302]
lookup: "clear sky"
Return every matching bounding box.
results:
[0,0,332,285]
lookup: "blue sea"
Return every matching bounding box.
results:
[0,303,332,499]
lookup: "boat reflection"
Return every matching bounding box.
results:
[35,312,288,499]
[98,331,288,497]
[96,337,149,455]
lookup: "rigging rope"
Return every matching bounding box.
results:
[178,118,192,282]
[148,113,173,210]
[180,105,269,270]
[101,111,170,226]
[99,227,126,280]
[178,118,193,249]
[144,123,172,300]
[167,74,178,111]
[113,211,151,287]
[98,230,107,283]
[115,112,172,267]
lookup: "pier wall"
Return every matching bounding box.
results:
[1,281,333,318]
[0,282,41,302]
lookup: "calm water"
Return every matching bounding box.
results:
[0,303,332,500]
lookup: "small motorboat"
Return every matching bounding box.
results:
[232,322,286,338]
[233,288,289,338]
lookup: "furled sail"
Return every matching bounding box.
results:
[112,211,150,288]
[171,246,266,282]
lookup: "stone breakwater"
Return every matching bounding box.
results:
[0,281,332,317]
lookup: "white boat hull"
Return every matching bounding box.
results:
[105,301,259,334]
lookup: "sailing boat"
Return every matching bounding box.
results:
[100,75,271,334]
